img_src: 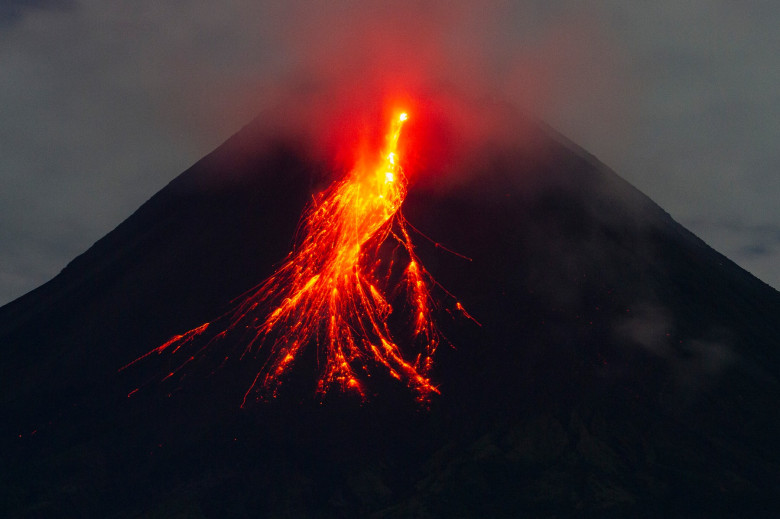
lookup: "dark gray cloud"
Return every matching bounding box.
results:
[593,1,780,289]
[0,0,73,24]
[687,220,780,289]
[0,1,778,305]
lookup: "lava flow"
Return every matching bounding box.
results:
[123,111,471,405]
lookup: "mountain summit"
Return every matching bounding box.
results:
[2,100,779,517]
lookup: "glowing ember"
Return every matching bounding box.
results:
[123,111,472,405]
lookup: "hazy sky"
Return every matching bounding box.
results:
[1,1,778,305]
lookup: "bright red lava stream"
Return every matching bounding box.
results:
[122,111,476,405]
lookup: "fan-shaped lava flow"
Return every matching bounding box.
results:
[122,112,472,405]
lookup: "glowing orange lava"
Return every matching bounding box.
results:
[123,111,472,405]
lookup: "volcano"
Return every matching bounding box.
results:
[2,99,779,518]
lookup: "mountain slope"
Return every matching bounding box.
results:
[2,105,779,518]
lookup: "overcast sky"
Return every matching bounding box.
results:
[1,1,778,306]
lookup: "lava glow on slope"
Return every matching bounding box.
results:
[123,111,474,405]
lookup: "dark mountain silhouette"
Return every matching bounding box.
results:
[2,101,779,518]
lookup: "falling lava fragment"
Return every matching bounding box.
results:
[123,112,471,405]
